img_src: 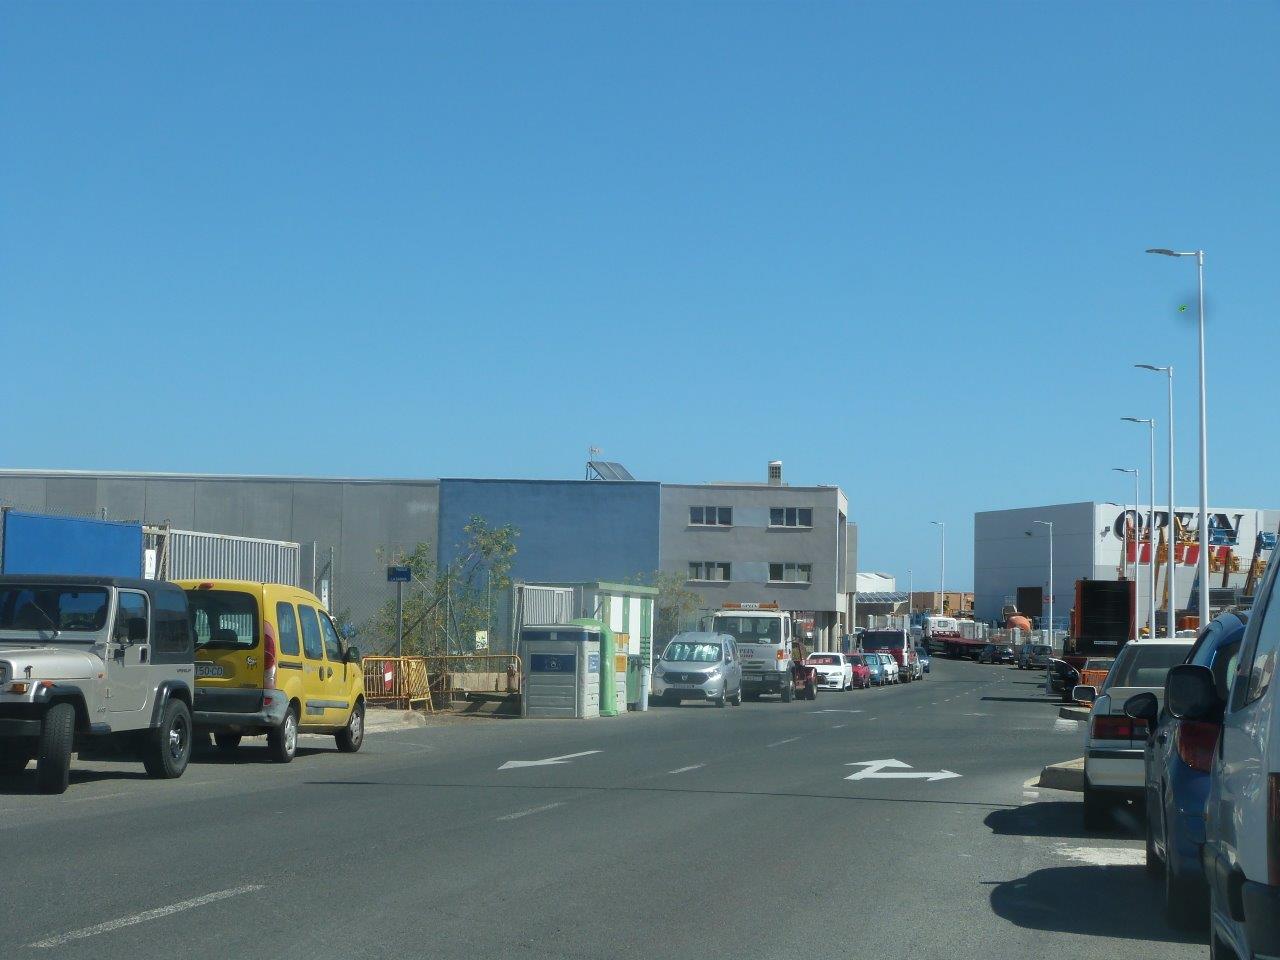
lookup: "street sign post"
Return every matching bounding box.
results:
[387,566,412,658]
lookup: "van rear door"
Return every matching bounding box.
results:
[186,587,265,715]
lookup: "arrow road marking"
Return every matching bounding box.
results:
[845,759,961,782]
[498,750,602,770]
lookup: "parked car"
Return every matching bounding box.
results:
[860,652,887,686]
[978,643,1015,664]
[875,652,900,684]
[1184,561,1280,960]
[913,644,931,674]
[807,652,853,692]
[180,580,366,759]
[0,575,196,794]
[1074,639,1195,829]
[1124,609,1248,927]
[1017,643,1053,670]
[651,632,742,707]
[862,628,916,682]
[845,653,873,688]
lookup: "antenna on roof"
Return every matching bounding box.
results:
[586,446,602,480]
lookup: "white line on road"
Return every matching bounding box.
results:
[667,764,705,775]
[497,802,565,822]
[831,724,847,729]
[28,884,264,949]
[767,737,800,747]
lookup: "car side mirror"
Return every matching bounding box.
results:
[1072,684,1097,705]
[1124,691,1159,723]
[344,646,362,664]
[127,617,148,643]
[1165,663,1218,721]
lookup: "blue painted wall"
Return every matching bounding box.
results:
[2,511,143,577]
[437,480,660,583]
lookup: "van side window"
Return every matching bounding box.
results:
[318,612,342,661]
[276,602,301,657]
[1241,584,1280,707]
[298,605,323,660]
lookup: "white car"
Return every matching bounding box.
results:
[806,653,853,692]
[875,652,900,684]
[1076,639,1193,829]
[1196,561,1280,960]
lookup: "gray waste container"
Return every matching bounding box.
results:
[520,625,601,719]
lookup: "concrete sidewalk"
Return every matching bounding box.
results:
[363,707,432,734]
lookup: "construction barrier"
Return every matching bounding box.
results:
[362,657,435,712]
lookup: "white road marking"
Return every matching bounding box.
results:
[1053,844,1145,867]
[1054,717,1083,732]
[497,802,565,822]
[810,709,862,714]
[499,750,601,770]
[767,737,800,747]
[28,884,264,949]
[1023,790,1039,799]
[831,723,847,729]
[845,759,961,782]
[667,764,704,775]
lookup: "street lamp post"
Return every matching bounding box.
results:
[1146,248,1208,626]
[1123,417,1158,639]
[931,521,945,615]
[1032,521,1054,648]
[1137,364,1175,636]
[1114,466,1140,642]
[908,568,913,631]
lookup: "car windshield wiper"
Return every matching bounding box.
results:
[21,605,60,640]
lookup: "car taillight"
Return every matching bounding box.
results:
[1174,721,1220,774]
[263,621,278,691]
[1091,715,1147,740]
[1269,773,1280,886]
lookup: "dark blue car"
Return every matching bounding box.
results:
[1128,609,1248,927]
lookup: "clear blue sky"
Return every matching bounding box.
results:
[3,1,1277,590]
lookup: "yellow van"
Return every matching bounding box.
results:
[178,580,364,762]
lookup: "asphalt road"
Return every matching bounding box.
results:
[0,657,1207,960]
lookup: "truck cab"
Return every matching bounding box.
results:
[0,575,195,794]
[711,603,796,701]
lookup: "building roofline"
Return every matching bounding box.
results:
[662,482,842,493]
[0,468,441,486]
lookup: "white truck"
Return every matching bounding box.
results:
[710,602,804,701]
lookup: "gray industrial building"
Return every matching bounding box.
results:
[0,461,856,649]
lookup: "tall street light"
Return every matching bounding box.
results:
[1123,416,1157,638]
[931,521,945,615]
[1146,247,1208,625]
[1031,521,1054,648]
[1137,364,1175,636]
[1114,466,1140,642]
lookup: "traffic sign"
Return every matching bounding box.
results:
[386,565,412,582]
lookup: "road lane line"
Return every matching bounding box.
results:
[667,764,704,775]
[767,737,800,747]
[497,802,564,822]
[28,884,264,949]
[831,724,847,729]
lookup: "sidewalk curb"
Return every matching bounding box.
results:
[1037,757,1085,792]
[1058,706,1090,721]
[363,709,431,734]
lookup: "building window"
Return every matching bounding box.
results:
[689,506,733,526]
[689,561,731,582]
[769,507,813,528]
[769,562,812,583]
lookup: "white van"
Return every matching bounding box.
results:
[1192,559,1280,960]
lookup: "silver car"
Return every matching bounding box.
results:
[652,632,742,707]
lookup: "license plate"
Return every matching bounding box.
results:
[195,663,225,678]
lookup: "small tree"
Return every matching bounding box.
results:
[368,518,519,655]
[650,570,702,645]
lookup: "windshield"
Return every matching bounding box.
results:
[663,641,723,663]
[1104,644,1191,690]
[848,655,866,666]
[187,590,260,649]
[862,631,904,650]
[0,585,110,634]
[808,654,840,665]
[713,616,781,645]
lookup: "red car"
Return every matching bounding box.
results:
[845,653,874,689]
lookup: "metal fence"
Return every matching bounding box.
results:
[145,525,301,584]
[361,653,521,710]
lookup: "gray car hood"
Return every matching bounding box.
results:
[0,642,103,680]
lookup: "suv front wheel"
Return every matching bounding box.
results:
[36,703,75,794]
[143,699,192,779]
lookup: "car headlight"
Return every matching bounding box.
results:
[653,666,665,679]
